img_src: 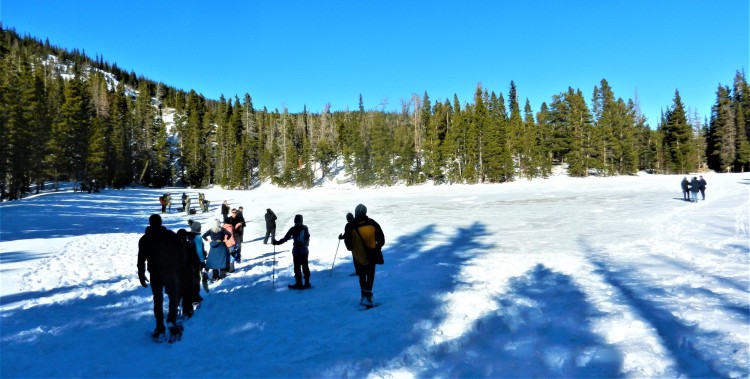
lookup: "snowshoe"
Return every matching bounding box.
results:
[168,323,183,343]
[152,327,167,343]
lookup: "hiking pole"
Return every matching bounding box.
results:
[330,239,341,277]
[272,244,276,290]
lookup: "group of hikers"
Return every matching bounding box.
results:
[158,192,210,214]
[680,175,707,202]
[136,200,385,342]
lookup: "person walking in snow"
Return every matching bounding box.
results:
[221,200,230,221]
[264,208,277,244]
[230,207,246,261]
[689,176,700,203]
[203,219,232,281]
[188,220,210,292]
[182,193,188,211]
[680,177,690,201]
[137,214,182,342]
[338,212,356,275]
[159,194,167,214]
[698,175,707,200]
[272,214,312,289]
[176,228,202,319]
[344,204,385,307]
[166,193,172,213]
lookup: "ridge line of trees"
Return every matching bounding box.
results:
[1,26,748,200]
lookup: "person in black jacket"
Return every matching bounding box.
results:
[230,207,246,261]
[264,208,277,245]
[273,214,311,289]
[176,228,202,319]
[344,204,385,307]
[680,177,690,201]
[338,212,355,274]
[698,175,707,200]
[137,214,182,341]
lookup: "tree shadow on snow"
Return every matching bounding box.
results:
[183,222,495,378]
[580,238,735,378]
[420,264,623,378]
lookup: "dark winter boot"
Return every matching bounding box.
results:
[303,279,311,289]
[152,325,167,343]
[288,282,304,290]
[363,290,374,307]
[168,322,183,343]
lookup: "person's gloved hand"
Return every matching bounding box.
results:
[338,233,344,240]
[271,239,279,245]
[139,273,149,288]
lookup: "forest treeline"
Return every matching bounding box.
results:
[1,26,749,200]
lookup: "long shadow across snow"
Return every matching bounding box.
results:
[181,222,494,378]
[421,264,623,378]
[580,238,737,378]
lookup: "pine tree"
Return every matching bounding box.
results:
[662,90,695,174]
[706,85,735,173]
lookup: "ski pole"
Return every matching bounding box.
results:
[330,239,341,277]
[272,244,276,290]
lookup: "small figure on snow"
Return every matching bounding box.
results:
[343,204,385,307]
[698,175,707,200]
[690,176,700,202]
[137,214,183,342]
[680,177,690,201]
[221,200,230,220]
[264,208,277,244]
[272,214,312,289]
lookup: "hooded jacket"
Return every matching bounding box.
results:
[137,225,181,276]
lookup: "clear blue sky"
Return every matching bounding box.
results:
[2,0,748,126]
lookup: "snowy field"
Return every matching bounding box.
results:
[1,172,748,378]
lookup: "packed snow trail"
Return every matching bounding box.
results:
[1,173,748,378]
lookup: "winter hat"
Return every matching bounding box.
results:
[294,214,303,224]
[346,212,354,222]
[190,221,201,233]
[355,204,367,219]
[149,214,162,227]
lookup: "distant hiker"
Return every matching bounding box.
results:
[272,214,311,289]
[166,193,172,213]
[264,208,277,244]
[176,228,202,319]
[231,207,246,261]
[698,175,707,200]
[690,176,700,202]
[182,193,188,211]
[198,193,209,213]
[137,214,182,342]
[338,212,355,274]
[344,204,385,307]
[188,220,209,292]
[202,219,232,281]
[159,194,167,214]
[221,200,230,220]
[680,177,690,201]
[184,195,192,214]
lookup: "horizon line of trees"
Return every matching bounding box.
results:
[1,26,749,201]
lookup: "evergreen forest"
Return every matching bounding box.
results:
[1,26,749,201]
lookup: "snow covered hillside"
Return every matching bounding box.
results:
[1,173,748,378]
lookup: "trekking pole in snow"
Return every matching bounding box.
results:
[272,244,276,289]
[330,239,341,277]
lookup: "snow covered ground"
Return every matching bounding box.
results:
[1,172,748,378]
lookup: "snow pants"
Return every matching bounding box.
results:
[354,260,376,293]
[291,247,310,285]
[149,270,180,328]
